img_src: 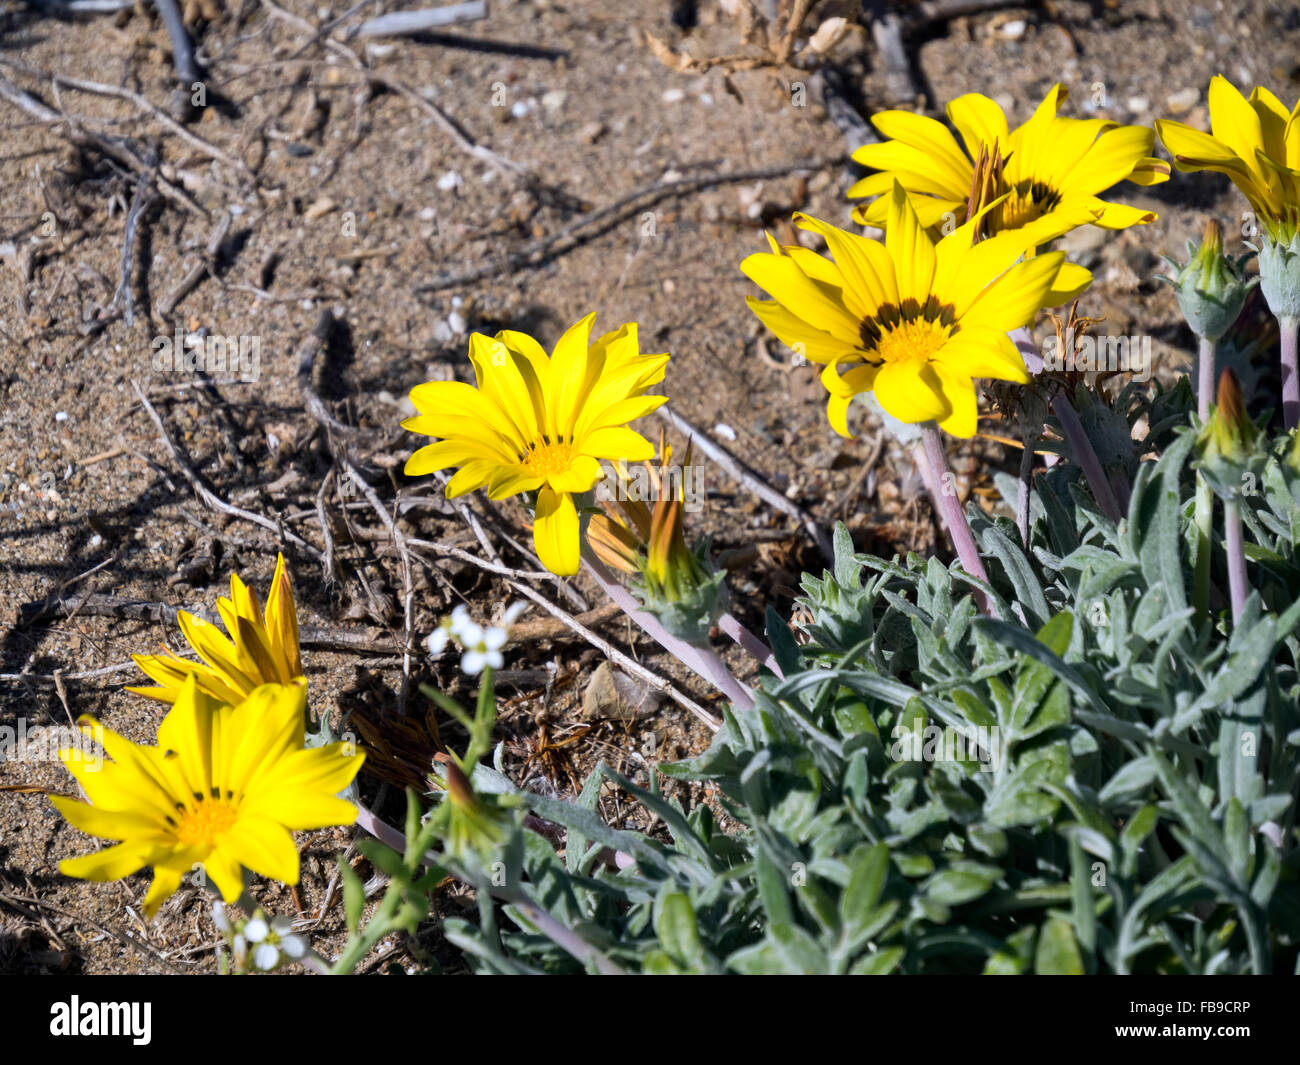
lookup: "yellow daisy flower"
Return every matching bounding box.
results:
[52,678,363,916]
[850,83,1169,245]
[130,553,303,705]
[742,183,1092,438]
[1156,75,1300,241]
[403,314,669,576]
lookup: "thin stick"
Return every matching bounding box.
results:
[501,576,720,731]
[43,70,250,179]
[260,0,525,183]
[16,592,408,654]
[108,166,156,328]
[159,210,233,317]
[352,2,488,38]
[342,461,415,715]
[155,0,201,84]
[656,405,834,562]
[0,72,204,216]
[131,381,325,560]
[414,157,840,293]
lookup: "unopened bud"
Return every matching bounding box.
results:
[1160,219,1255,341]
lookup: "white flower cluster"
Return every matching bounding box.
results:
[427,602,528,675]
[214,902,308,972]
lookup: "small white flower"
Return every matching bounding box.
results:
[458,620,484,647]
[428,627,450,655]
[449,604,472,635]
[461,649,487,675]
[244,916,269,943]
[280,933,308,960]
[254,942,280,970]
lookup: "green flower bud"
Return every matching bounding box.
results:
[635,539,728,646]
[1159,219,1255,341]
[1196,369,1265,501]
[1257,228,1300,324]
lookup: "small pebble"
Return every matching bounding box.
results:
[713,423,737,441]
[1166,87,1199,115]
[437,171,463,192]
[1126,95,1150,113]
[55,410,68,422]
[999,18,1026,39]
[662,88,685,103]
[541,90,567,113]
[447,311,467,335]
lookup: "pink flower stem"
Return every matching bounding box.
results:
[580,546,755,711]
[1193,336,1216,616]
[719,611,782,677]
[1224,500,1249,625]
[1281,316,1299,431]
[1197,334,1216,422]
[1050,393,1124,523]
[920,422,993,615]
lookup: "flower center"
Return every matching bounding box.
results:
[174,797,238,846]
[993,178,1062,232]
[964,143,1062,236]
[522,437,576,478]
[860,297,957,365]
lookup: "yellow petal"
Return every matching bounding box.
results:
[885,183,937,305]
[960,250,1068,331]
[931,363,979,438]
[946,92,1010,161]
[141,864,187,918]
[581,426,656,463]
[533,487,580,576]
[873,359,950,424]
[869,110,973,186]
[823,364,880,438]
[59,841,154,883]
[219,816,301,886]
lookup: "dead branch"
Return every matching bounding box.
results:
[351,1,487,39]
[414,156,841,293]
[655,405,833,562]
[13,593,405,655]
[131,381,326,561]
